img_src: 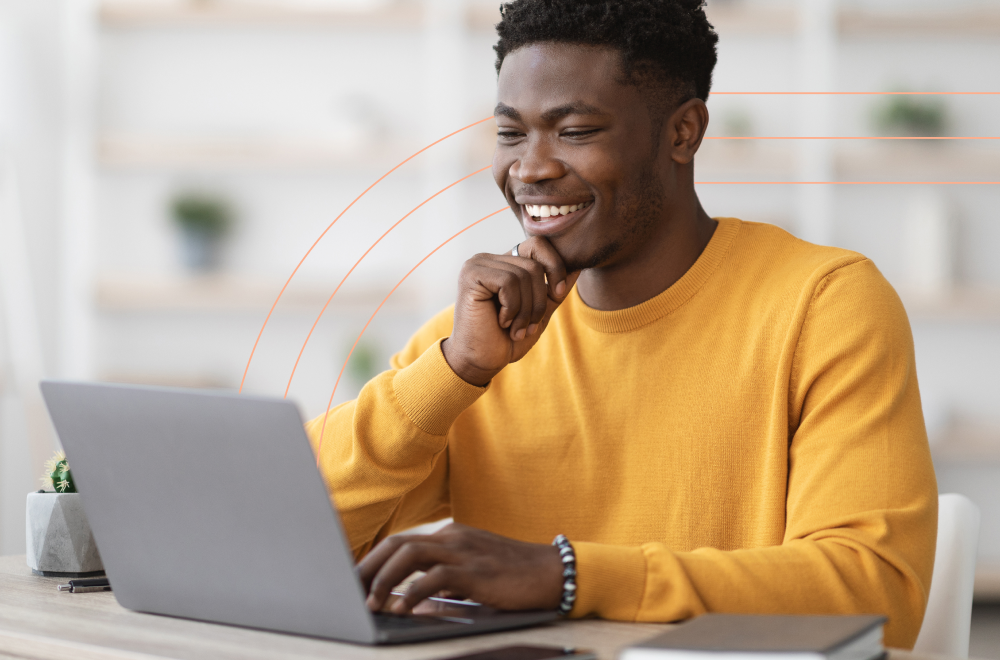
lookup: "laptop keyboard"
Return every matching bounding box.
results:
[373,613,464,630]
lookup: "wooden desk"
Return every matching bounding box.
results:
[0,555,948,660]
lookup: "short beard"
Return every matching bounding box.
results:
[564,164,665,273]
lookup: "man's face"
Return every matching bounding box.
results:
[494,43,666,272]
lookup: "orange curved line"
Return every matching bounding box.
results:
[238,115,494,393]
[314,206,509,466]
[283,164,493,399]
[703,136,1000,140]
[695,181,1000,184]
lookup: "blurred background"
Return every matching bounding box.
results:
[0,0,998,650]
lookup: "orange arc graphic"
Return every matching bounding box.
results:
[283,164,493,399]
[239,116,494,394]
[314,206,509,466]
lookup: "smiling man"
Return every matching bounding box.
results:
[306,0,937,649]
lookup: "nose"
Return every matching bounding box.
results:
[508,136,567,184]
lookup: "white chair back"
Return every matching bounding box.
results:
[913,493,981,658]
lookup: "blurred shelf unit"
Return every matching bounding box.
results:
[98,135,425,171]
[96,276,422,313]
[99,0,424,28]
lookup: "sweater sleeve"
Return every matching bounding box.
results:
[305,307,487,559]
[568,259,938,650]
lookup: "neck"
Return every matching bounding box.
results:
[575,187,716,312]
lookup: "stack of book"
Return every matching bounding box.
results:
[620,614,886,660]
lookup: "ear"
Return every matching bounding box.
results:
[665,98,709,165]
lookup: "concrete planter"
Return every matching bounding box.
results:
[26,492,104,577]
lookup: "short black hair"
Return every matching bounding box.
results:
[494,0,718,107]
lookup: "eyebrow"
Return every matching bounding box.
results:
[494,101,608,122]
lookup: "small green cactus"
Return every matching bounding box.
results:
[41,451,76,493]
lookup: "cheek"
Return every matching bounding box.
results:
[492,151,513,192]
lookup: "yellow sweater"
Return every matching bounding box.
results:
[306,218,937,649]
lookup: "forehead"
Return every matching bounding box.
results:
[496,43,642,118]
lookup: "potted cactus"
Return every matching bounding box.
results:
[25,452,103,577]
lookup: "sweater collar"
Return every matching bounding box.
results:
[569,217,741,334]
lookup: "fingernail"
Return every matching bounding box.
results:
[555,280,567,296]
[366,595,377,610]
[391,601,406,614]
[514,328,526,340]
[502,319,512,328]
[528,323,538,335]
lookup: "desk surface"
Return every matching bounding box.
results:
[0,555,951,660]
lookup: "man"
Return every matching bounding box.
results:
[306,0,937,649]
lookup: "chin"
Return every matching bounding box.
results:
[557,237,625,274]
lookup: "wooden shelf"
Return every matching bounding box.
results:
[840,9,1000,37]
[930,416,1000,464]
[903,289,1000,323]
[835,143,1000,183]
[99,0,423,29]
[704,3,797,37]
[976,563,1000,602]
[96,275,422,313]
[696,141,1000,183]
[98,134,420,170]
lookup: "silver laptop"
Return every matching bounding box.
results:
[40,381,558,644]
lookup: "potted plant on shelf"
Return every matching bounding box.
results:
[26,452,104,577]
[170,191,234,272]
[873,93,948,138]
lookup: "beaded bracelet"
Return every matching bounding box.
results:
[551,534,577,616]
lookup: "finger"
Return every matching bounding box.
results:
[357,535,409,593]
[491,257,549,336]
[358,534,435,592]
[393,564,468,614]
[366,541,454,611]
[485,260,545,338]
[464,256,525,331]
[513,237,570,300]
[534,269,583,333]
[490,267,524,331]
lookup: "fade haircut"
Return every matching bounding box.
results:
[494,0,719,123]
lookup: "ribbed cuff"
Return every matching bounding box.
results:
[570,541,647,620]
[392,339,488,436]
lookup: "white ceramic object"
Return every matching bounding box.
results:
[25,492,103,577]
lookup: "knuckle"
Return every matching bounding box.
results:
[499,271,519,289]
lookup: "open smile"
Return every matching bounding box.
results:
[524,201,592,220]
[518,200,593,236]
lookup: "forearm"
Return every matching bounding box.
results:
[305,339,486,558]
[572,513,935,649]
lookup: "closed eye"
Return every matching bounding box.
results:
[562,129,601,139]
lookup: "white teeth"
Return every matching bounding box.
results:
[525,200,591,219]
